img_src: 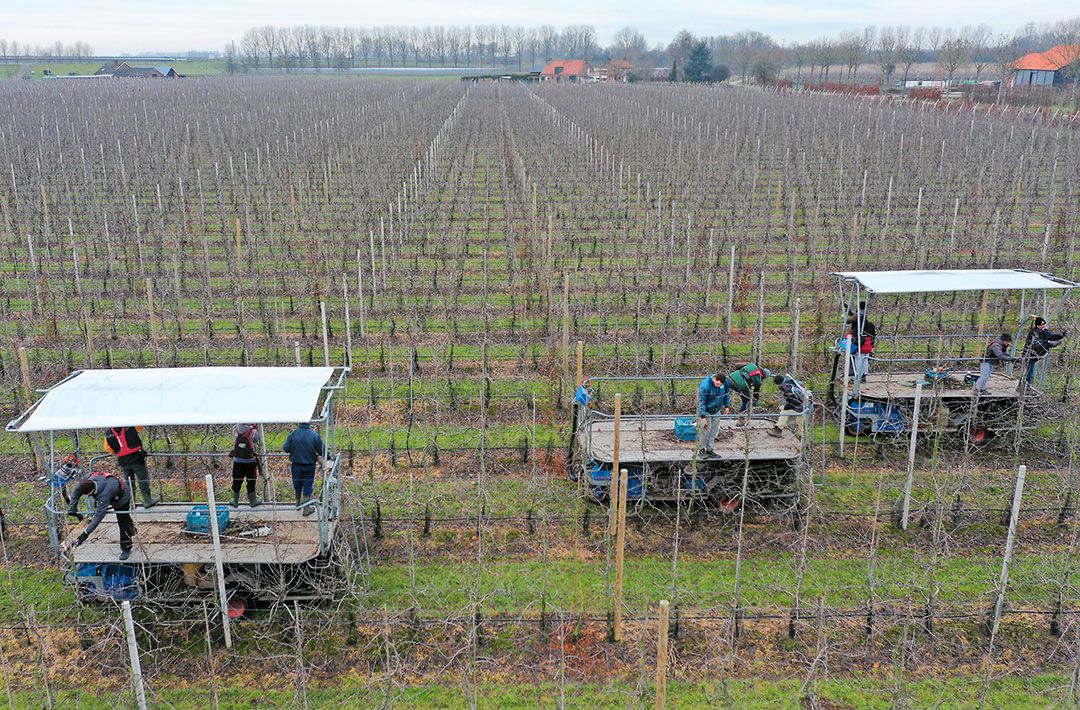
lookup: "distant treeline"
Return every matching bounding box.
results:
[224,18,1080,85]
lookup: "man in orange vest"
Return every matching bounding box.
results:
[105,426,157,507]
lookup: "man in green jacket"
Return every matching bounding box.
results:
[725,363,772,413]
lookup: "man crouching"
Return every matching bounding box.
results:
[67,471,137,561]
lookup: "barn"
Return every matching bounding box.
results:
[1011,45,1080,86]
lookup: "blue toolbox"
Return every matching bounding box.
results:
[185,504,230,534]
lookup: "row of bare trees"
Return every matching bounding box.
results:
[0,39,94,60]
[229,24,600,72]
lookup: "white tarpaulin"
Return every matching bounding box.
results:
[8,367,336,432]
[834,269,1075,295]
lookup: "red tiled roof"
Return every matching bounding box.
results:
[605,59,633,70]
[1014,45,1080,71]
[540,59,590,76]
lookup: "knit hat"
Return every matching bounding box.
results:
[1034,317,1046,327]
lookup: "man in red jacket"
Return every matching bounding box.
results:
[105,426,158,507]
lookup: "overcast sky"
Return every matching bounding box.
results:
[2,0,1076,54]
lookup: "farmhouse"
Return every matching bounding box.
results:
[95,61,180,78]
[539,59,592,82]
[1011,45,1080,86]
[601,59,634,82]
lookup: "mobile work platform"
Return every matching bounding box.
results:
[829,269,1074,443]
[6,366,350,603]
[572,375,807,510]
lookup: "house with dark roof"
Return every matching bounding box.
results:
[540,59,592,83]
[95,61,180,78]
[1012,45,1080,86]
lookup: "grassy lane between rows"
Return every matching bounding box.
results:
[6,674,1074,709]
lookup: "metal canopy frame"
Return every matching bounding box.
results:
[11,366,350,561]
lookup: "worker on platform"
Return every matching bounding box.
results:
[846,302,876,383]
[1020,317,1066,387]
[229,423,262,508]
[697,372,731,457]
[105,426,157,507]
[283,422,326,517]
[725,363,771,414]
[769,374,811,438]
[67,471,137,561]
[974,333,1014,394]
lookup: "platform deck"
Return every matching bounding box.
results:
[581,416,801,464]
[68,504,323,565]
[853,372,1021,400]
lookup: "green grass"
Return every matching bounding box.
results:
[7,675,1074,708]
[365,553,1076,613]
[27,62,102,77]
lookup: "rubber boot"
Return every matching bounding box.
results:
[138,481,159,508]
[301,496,315,517]
[295,492,302,507]
[119,549,132,561]
[248,491,261,508]
[229,492,240,508]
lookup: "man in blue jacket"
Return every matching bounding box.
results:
[283,422,326,516]
[697,372,730,456]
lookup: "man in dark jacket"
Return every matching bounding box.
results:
[725,363,772,413]
[67,471,136,560]
[105,426,157,507]
[697,372,730,456]
[1021,317,1066,385]
[769,374,811,438]
[283,423,326,516]
[975,333,1013,393]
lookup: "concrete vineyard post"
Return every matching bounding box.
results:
[901,382,923,530]
[204,474,232,648]
[122,601,148,710]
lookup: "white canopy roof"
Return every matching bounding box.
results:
[7,367,337,433]
[833,269,1075,295]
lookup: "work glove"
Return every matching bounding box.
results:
[75,532,88,547]
[67,511,84,522]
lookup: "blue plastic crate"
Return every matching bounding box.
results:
[673,417,697,441]
[75,563,140,601]
[185,504,230,534]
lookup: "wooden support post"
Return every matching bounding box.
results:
[17,346,32,407]
[990,465,1026,638]
[342,274,353,368]
[205,474,233,648]
[655,599,670,710]
[575,340,584,386]
[609,394,622,534]
[754,271,765,363]
[838,337,851,458]
[319,300,330,367]
[900,382,924,530]
[145,278,157,342]
[725,245,735,335]
[294,341,302,367]
[978,289,989,335]
[234,217,242,272]
[562,273,570,389]
[613,466,628,642]
[122,601,148,710]
[791,297,801,373]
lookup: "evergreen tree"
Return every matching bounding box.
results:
[684,41,713,82]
